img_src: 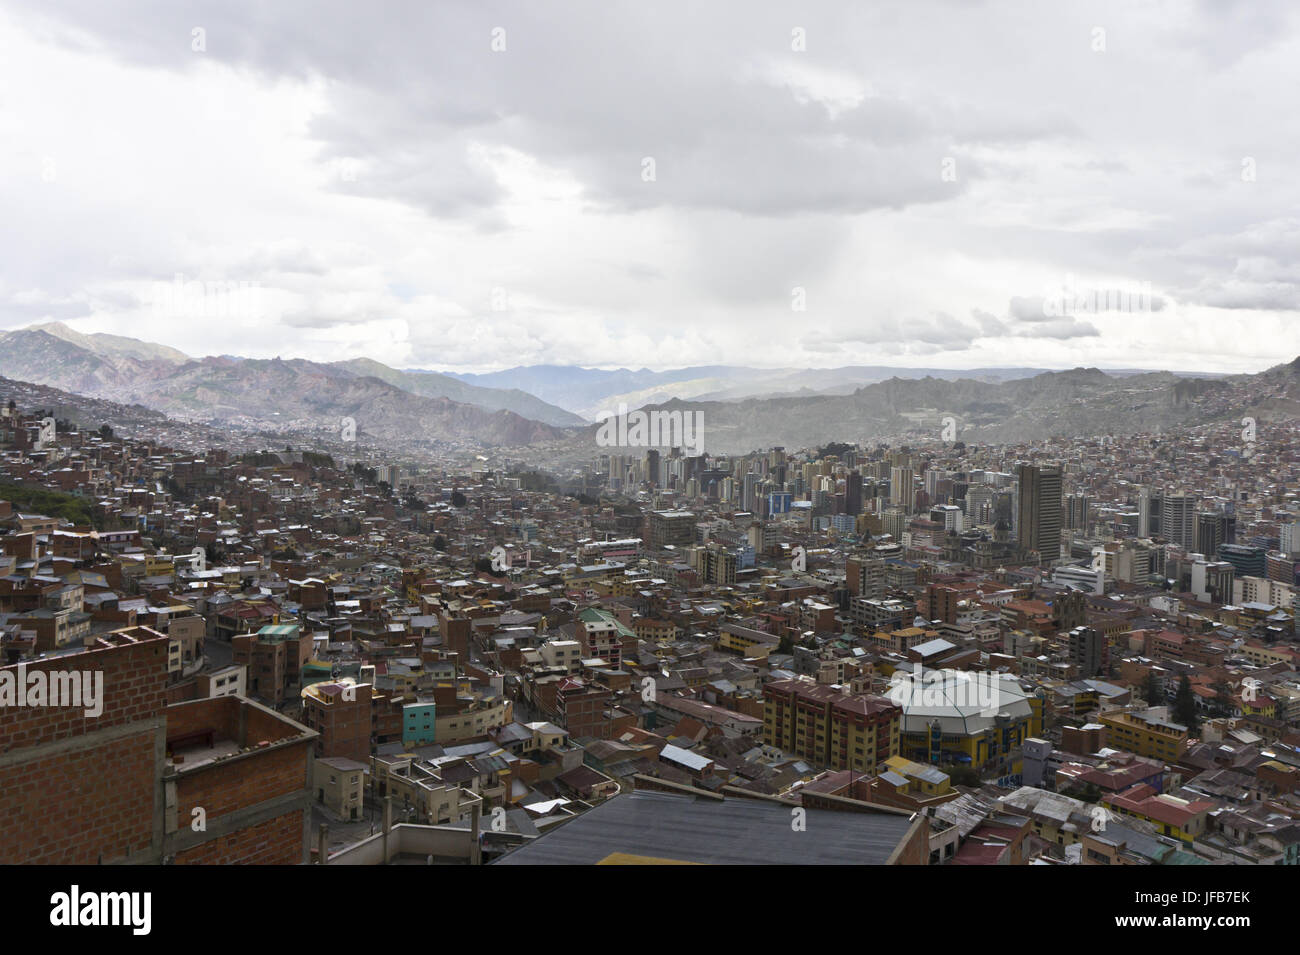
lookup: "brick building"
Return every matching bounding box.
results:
[0,625,316,864]
[300,680,373,763]
[763,677,901,773]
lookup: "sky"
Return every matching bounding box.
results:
[2,0,1299,374]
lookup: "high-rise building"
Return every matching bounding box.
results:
[742,472,759,513]
[1190,558,1235,604]
[966,485,994,524]
[1195,512,1229,557]
[1067,626,1108,678]
[1160,493,1196,551]
[846,555,887,599]
[1281,522,1300,559]
[1016,463,1063,565]
[845,471,863,516]
[1217,543,1266,579]
[1138,487,1161,538]
[890,466,915,514]
[1065,493,1091,530]
[647,509,697,549]
[645,449,660,487]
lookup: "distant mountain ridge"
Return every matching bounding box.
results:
[0,322,1288,453]
[445,362,1233,420]
[0,324,573,446]
[565,360,1300,454]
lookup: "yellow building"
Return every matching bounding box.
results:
[764,678,900,774]
[1097,709,1190,762]
[892,670,1043,772]
[718,622,781,655]
[882,756,953,797]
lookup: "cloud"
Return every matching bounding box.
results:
[0,0,1296,374]
[1013,318,1100,340]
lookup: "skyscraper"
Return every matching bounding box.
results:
[845,471,863,516]
[1195,511,1229,558]
[1065,493,1091,530]
[1160,493,1196,551]
[1138,487,1161,538]
[890,466,914,515]
[1016,463,1062,565]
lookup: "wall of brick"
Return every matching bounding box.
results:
[166,696,241,744]
[0,732,157,864]
[173,742,308,824]
[0,636,168,864]
[173,810,304,865]
[0,636,168,748]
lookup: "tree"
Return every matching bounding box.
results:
[1173,675,1200,734]
[1143,670,1162,706]
[450,490,468,508]
[1207,679,1236,718]
[99,424,114,439]
[474,556,504,578]
[432,535,448,552]
[948,766,981,787]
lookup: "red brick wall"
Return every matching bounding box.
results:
[0,636,168,864]
[2,733,157,864]
[303,689,371,763]
[173,810,304,865]
[167,696,241,744]
[174,743,308,822]
[172,739,311,866]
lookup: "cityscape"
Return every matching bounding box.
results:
[0,0,1295,926]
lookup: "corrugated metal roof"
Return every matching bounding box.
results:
[493,791,914,865]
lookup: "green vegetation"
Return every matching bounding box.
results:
[241,451,284,467]
[1143,670,1162,706]
[817,441,855,460]
[947,766,981,787]
[0,482,99,528]
[513,470,554,492]
[1174,674,1200,733]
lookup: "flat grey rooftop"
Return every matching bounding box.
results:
[492,790,914,865]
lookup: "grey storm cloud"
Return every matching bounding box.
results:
[803,310,994,351]
[8,0,1056,222]
[3,0,1299,372]
[1014,318,1100,340]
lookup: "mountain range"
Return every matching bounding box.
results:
[0,322,1291,455]
[444,362,1231,421]
[0,324,576,447]
[580,360,1300,454]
